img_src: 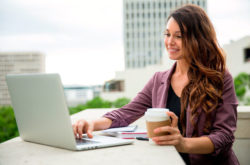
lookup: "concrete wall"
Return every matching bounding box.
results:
[224,36,250,77]
[233,106,250,165]
[101,51,175,100]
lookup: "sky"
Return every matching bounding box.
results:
[0,0,250,86]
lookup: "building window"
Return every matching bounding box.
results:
[103,80,124,92]
[127,42,129,48]
[148,51,151,57]
[132,61,135,68]
[127,61,130,68]
[244,48,250,62]
[159,41,162,48]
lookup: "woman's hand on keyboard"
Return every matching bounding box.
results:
[72,119,94,139]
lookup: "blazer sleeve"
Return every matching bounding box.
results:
[207,71,238,156]
[102,72,158,128]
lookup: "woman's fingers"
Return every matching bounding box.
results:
[77,120,84,139]
[154,125,179,135]
[87,122,94,138]
[155,139,179,146]
[167,111,178,128]
[72,119,94,139]
[152,134,177,142]
[152,133,182,146]
[72,123,77,137]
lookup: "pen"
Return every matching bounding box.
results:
[136,137,149,141]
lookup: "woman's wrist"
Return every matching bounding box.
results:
[92,117,112,131]
[176,137,215,154]
[176,137,189,153]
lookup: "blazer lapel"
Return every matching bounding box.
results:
[158,63,176,108]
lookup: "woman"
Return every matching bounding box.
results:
[73,4,239,165]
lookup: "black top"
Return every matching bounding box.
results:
[166,84,190,165]
[166,84,182,133]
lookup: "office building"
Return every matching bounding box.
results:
[223,36,250,77]
[0,52,45,105]
[123,0,207,69]
[64,85,102,107]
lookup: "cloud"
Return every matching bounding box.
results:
[3,0,123,31]
[46,45,124,85]
[207,0,250,45]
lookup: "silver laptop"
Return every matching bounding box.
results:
[6,73,133,151]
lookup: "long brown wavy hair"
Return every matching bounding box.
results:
[168,4,226,136]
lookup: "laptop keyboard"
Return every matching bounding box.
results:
[76,138,100,145]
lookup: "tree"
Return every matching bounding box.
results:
[113,97,131,108]
[234,72,250,105]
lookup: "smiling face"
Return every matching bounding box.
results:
[164,17,184,61]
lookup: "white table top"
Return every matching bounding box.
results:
[0,108,185,165]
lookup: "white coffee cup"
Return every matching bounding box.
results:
[145,108,171,144]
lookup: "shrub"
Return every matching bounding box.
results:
[112,97,130,108]
[0,106,19,143]
[85,97,112,108]
[69,104,87,115]
[234,72,250,105]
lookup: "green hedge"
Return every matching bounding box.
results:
[234,72,250,105]
[0,106,19,143]
[0,97,130,143]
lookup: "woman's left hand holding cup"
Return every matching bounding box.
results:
[152,111,186,152]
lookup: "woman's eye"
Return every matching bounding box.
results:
[176,35,182,38]
[164,33,170,37]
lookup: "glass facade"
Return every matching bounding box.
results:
[123,0,207,69]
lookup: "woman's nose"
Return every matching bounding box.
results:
[167,36,175,45]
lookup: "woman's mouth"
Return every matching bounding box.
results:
[167,48,179,53]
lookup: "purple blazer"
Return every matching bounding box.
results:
[103,63,239,165]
